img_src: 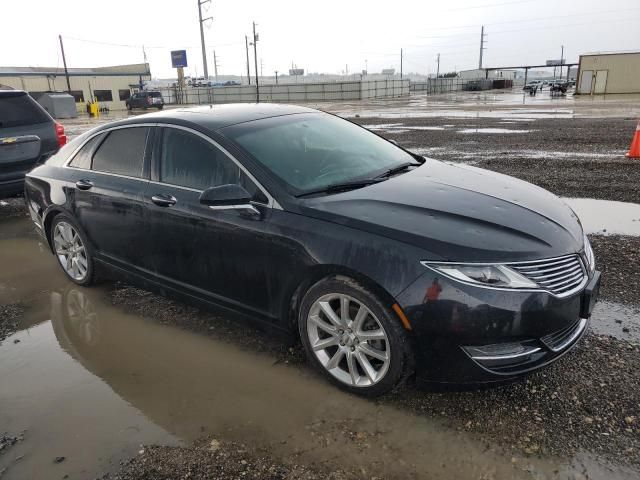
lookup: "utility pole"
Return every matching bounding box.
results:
[275,70,278,84]
[252,21,259,102]
[245,36,251,85]
[58,35,71,92]
[400,48,403,79]
[260,58,263,78]
[559,44,564,79]
[479,25,487,69]
[213,50,219,80]
[436,53,440,78]
[198,0,212,80]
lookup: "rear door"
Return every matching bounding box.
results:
[0,92,57,189]
[67,125,152,269]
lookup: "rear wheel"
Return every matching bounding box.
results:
[50,215,96,286]
[298,276,412,396]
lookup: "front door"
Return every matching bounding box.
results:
[143,126,276,317]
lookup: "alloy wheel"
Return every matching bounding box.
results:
[307,293,390,387]
[53,222,88,281]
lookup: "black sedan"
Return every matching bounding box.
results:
[24,104,600,396]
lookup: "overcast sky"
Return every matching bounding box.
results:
[1,0,638,78]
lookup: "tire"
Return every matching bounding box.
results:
[126,103,132,111]
[50,214,97,286]
[298,276,413,397]
[157,105,164,110]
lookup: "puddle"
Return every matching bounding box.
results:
[562,198,640,236]
[1,217,639,479]
[458,128,532,134]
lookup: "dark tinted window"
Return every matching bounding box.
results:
[0,93,50,128]
[119,90,131,101]
[69,133,105,169]
[94,90,113,102]
[92,127,148,177]
[148,92,162,98]
[70,90,85,102]
[160,128,240,191]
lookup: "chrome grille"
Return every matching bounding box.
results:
[511,255,586,296]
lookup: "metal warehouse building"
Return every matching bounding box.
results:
[576,51,640,95]
[0,63,151,110]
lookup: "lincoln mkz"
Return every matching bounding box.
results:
[24,104,601,396]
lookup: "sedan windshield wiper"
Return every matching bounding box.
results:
[374,162,421,179]
[297,178,385,198]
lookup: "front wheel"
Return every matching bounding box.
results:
[298,276,413,396]
[50,215,97,286]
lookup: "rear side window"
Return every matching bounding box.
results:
[92,127,148,177]
[69,133,106,169]
[0,93,51,128]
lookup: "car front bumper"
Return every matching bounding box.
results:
[396,269,601,385]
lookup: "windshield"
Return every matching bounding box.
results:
[221,112,416,194]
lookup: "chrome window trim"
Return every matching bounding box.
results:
[421,254,589,299]
[62,122,282,210]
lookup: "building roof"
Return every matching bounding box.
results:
[581,50,640,57]
[0,63,151,77]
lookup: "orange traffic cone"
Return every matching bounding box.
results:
[626,120,640,158]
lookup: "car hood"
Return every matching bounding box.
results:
[299,159,583,262]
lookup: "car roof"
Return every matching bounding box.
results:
[110,103,319,131]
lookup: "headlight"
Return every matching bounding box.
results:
[583,234,595,274]
[422,263,538,289]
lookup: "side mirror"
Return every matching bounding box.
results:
[199,184,260,216]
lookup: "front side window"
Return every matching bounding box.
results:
[159,128,240,191]
[92,127,148,177]
[221,112,417,194]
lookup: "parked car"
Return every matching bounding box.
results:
[24,104,600,396]
[125,91,164,110]
[0,89,66,198]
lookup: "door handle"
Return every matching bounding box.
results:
[75,179,93,190]
[151,194,177,207]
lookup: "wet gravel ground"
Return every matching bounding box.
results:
[0,197,28,220]
[103,439,358,480]
[589,235,640,306]
[0,304,23,344]
[351,117,639,203]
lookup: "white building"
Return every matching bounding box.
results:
[0,63,151,111]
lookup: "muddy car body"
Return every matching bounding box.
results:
[24,104,601,395]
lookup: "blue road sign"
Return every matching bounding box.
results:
[171,50,188,68]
